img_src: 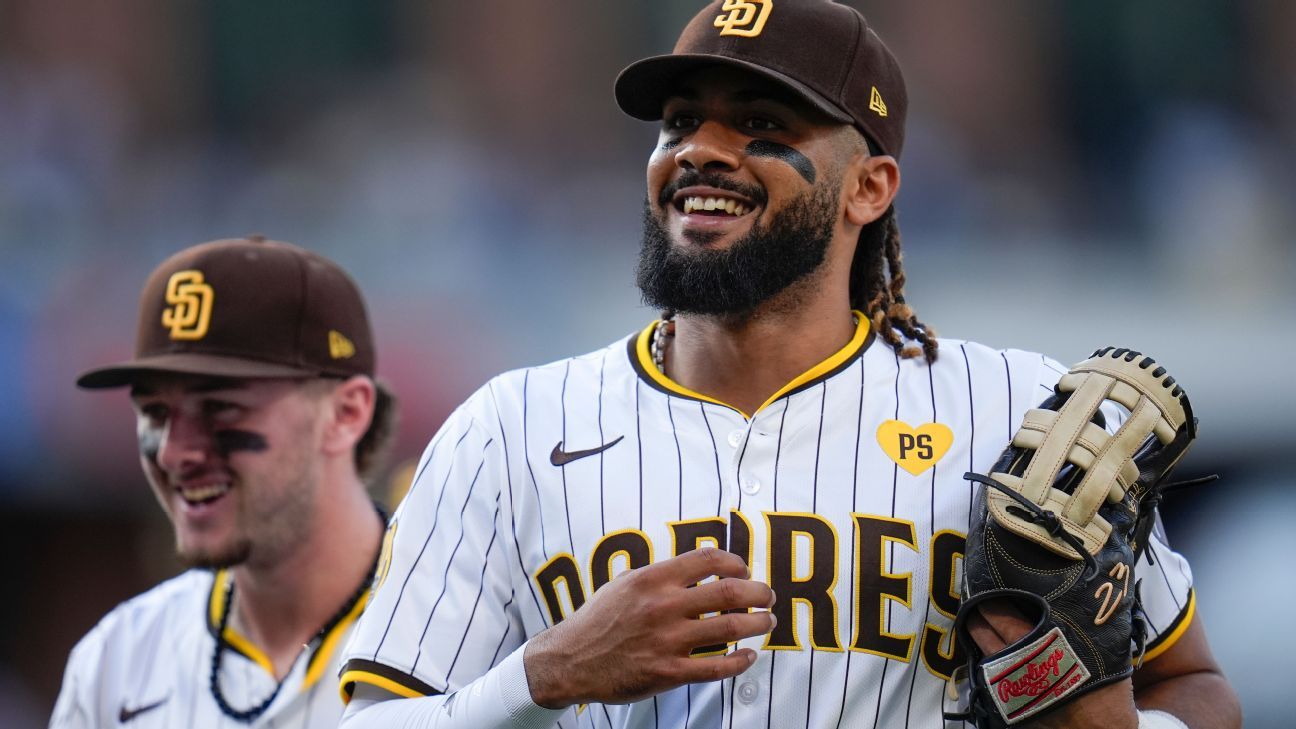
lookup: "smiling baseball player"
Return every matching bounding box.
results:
[338,3,1239,728]
[50,238,395,728]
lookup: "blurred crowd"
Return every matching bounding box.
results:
[2,1,1292,724]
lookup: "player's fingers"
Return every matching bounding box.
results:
[679,609,776,650]
[975,599,1034,646]
[650,546,750,585]
[681,577,774,615]
[668,648,760,685]
[964,608,1007,654]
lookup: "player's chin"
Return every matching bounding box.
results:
[174,530,251,570]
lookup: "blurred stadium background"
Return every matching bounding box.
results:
[2,1,1291,725]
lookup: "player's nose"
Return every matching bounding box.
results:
[153,413,215,474]
[674,120,743,173]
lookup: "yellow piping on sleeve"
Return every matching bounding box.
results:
[1139,589,1196,664]
[339,670,429,703]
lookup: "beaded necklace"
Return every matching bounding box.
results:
[651,314,675,372]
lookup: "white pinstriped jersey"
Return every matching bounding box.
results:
[51,569,365,729]
[341,317,1196,729]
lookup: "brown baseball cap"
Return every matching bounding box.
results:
[77,237,375,389]
[615,0,907,157]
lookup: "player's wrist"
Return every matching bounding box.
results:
[1021,679,1138,729]
[522,628,579,709]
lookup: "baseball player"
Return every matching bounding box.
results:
[50,237,395,728]
[339,2,1239,728]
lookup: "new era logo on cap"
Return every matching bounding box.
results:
[869,87,888,117]
[329,330,356,360]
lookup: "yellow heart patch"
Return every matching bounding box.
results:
[876,420,954,476]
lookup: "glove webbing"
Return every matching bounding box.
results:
[965,471,1100,582]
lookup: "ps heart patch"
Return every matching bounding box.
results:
[876,420,954,476]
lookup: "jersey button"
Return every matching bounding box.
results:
[727,429,744,448]
[737,680,760,704]
[740,476,760,495]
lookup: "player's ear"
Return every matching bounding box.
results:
[321,375,376,458]
[842,151,899,228]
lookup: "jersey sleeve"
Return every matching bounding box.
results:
[49,625,106,728]
[341,389,524,700]
[1135,515,1195,661]
[340,645,565,729]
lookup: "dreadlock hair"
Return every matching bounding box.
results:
[849,205,938,363]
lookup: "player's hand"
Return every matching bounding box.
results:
[967,601,1137,728]
[963,599,1033,653]
[523,546,776,709]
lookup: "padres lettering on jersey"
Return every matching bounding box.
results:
[51,570,365,728]
[342,317,1196,729]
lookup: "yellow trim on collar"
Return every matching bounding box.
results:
[635,322,737,412]
[210,568,367,687]
[1139,589,1196,664]
[209,570,276,676]
[302,588,370,691]
[338,670,428,703]
[634,311,872,419]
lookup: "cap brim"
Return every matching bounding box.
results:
[615,54,853,125]
[76,353,322,389]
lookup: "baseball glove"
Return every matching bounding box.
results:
[950,347,1201,727]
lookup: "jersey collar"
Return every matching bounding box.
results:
[628,310,875,419]
[205,569,370,693]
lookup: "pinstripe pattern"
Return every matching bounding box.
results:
[374,426,475,659]
[342,329,1195,728]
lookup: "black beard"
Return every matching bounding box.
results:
[636,180,839,317]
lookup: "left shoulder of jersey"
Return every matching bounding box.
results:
[479,333,636,402]
[61,570,211,690]
[899,336,1054,372]
[83,570,211,648]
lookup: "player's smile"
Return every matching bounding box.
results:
[671,185,760,238]
[152,441,244,538]
[173,474,233,509]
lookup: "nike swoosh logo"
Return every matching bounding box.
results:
[550,436,625,466]
[119,697,169,723]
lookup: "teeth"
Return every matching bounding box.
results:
[682,196,750,216]
[179,482,230,504]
